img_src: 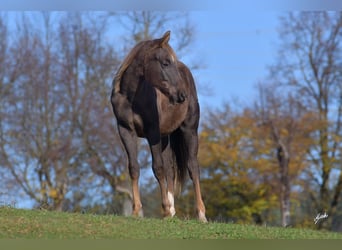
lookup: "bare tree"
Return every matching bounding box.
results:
[51,12,131,211]
[0,12,121,211]
[113,11,194,57]
[271,12,342,229]
[1,13,82,210]
[0,14,12,194]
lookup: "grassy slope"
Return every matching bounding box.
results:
[0,208,341,239]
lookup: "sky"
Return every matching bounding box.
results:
[188,11,280,110]
[1,1,339,111]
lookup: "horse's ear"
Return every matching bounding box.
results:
[159,31,171,47]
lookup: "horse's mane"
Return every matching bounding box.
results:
[113,36,178,94]
[113,41,146,93]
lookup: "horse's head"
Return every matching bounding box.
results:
[143,31,187,104]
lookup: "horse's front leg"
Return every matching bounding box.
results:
[162,137,176,217]
[149,136,174,218]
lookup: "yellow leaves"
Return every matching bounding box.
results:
[280,128,289,137]
[49,189,59,199]
[198,102,332,223]
[199,112,272,174]
[199,117,254,170]
[200,130,209,139]
[39,186,62,202]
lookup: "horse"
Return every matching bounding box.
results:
[110,31,207,222]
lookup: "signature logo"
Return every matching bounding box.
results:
[314,212,328,224]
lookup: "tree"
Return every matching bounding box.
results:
[0,14,13,195]
[196,103,279,223]
[0,13,69,210]
[112,11,194,58]
[0,12,120,211]
[56,12,126,212]
[253,82,316,227]
[272,12,342,229]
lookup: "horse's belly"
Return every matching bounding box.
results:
[156,89,188,135]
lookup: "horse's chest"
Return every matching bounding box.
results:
[132,89,188,137]
[155,89,188,135]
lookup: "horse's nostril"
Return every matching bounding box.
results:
[177,92,186,103]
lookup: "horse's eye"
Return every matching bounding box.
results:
[161,60,170,67]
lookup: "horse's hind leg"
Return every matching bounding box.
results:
[184,129,207,222]
[112,92,143,217]
[179,113,207,223]
[117,125,143,217]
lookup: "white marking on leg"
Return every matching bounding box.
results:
[167,191,176,217]
[198,210,207,223]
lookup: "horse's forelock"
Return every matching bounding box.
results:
[165,44,177,63]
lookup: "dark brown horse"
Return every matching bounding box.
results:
[111,31,207,222]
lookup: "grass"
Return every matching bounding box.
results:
[0,207,341,239]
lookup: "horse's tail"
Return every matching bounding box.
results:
[170,128,188,194]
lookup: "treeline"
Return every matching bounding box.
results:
[196,12,342,231]
[0,12,341,231]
